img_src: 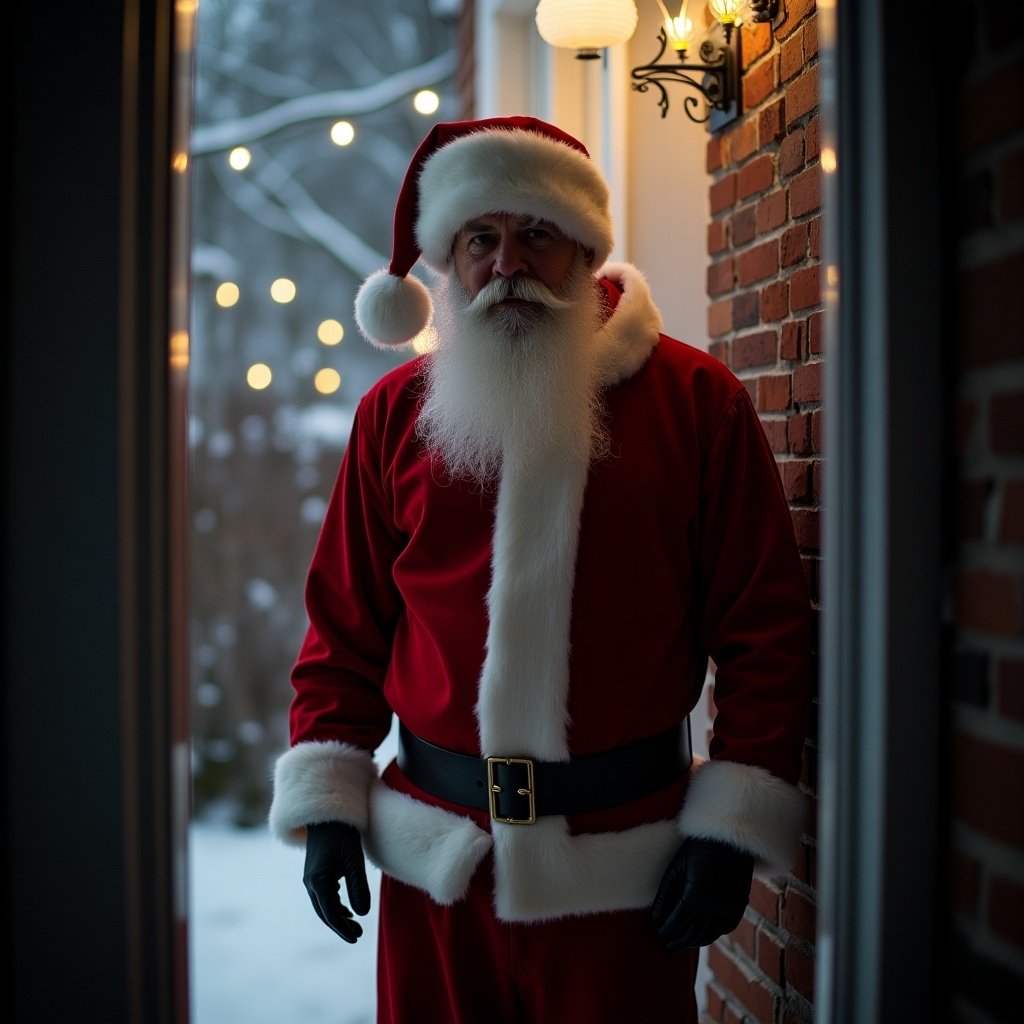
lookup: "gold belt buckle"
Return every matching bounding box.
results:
[486,756,536,825]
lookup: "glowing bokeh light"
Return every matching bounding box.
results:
[413,90,440,115]
[247,363,273,390]
[216,282,240,307]
[169,330,189,369]
[317,319,345,345]
[228,146,252,170]
[314,368,342,394]
[270,278,296,303]
[330,121,355,146]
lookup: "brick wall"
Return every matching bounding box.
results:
[702,2,821,1020]
[946,4,1024,1020]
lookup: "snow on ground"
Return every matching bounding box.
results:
[189,819,382,1024]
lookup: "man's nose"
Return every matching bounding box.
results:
[492,235,528,278]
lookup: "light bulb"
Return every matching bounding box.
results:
[536,0,638,58]
[708,0,745,26]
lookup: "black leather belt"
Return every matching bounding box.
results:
[397,720,692,825]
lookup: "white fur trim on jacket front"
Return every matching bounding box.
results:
[268,740,377,845]
[677,758,807,878]
[595,262,663,384]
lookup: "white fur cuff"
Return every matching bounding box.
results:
[268,740,378,846]
[677,759,807,878]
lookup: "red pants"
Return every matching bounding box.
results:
[377,857,698,1024]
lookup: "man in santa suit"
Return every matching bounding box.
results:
[269,117,812,1023]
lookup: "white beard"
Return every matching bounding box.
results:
[416,256,608,485]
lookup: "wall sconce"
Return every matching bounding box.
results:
[631,1,783,128]
[536,1,784,130]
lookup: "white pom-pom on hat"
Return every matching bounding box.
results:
[354,268,433,349]
[352,116,614,350]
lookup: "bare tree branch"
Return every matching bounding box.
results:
[191,50,456,155]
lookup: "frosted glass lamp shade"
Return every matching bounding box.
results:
[707,0,745,25]
[535,0,639,56]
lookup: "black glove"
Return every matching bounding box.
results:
[651,837,754,951]
[303,821,371,943]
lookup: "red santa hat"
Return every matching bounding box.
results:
[354,116,614,348]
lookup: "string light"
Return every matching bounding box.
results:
[228,146,252,170]
[247,363,272,390]
[330,121,355,146]
[216,282,240,307]
[169,331,189,369]
[413,90,440,115]
[317,319,344,345]
[270,278,296,303]
[314,368,342,394]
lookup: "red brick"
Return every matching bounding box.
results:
[781,888,817,943]
[781,223,809,267]
[957,253,1024,367]
[730,915,757,959]
[708,257,737,297]
[761,281,789,321]
[780,27,804,82]
[707,945,777,1023]
[954,567,1022,635]
[950,851,981,917]
[709,340,731,368]
[738,240,779,285]
[731,204,758,247]
[952,730,1024,846]
[786,64,820,126]
[989,876,1024,947]
[999,147,1024,221]
[757,189,788,235]
[781,459,811,501]
[811,408,823,452]
[785,942,815,1000]
[780,130,805,178]
[757,928,785,981]
[758,373,793,412]
[743,56,778,110]
[793,361,822,403]
[957,59,1024,153]
[763,419,789,454]
[809,216,822,259]
[711,172,738,214]
[705,982,726,1021]
[733,291,761,328]
[709,298,733,337]
[804,13,819,59]
[792,837,817,888]
[738,153,775,200]
[731,116,760,164]
[733,330,778,369]
[708,135,726,173]
[781,320,805,361]
[808,311,823,354]
[991,391,1024,454]
[788,412,812,455]
[811,459,823,502]
[750,879,782,924]
[998,658,1024,721]
[790,265,821,309]
[775,0,815,40]
[759,98,786,145]
[791,508,820,550]
[741,21,773,69]
[790,165,822,217]
[805,115,821,160]
[709,219,729,255]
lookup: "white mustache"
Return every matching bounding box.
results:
[467,275,574,313]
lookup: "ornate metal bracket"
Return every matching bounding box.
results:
[630,22,739,129]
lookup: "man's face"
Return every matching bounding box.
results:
[451,212,580,306]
